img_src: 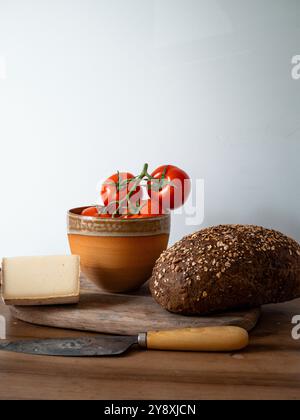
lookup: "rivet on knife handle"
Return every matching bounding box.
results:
[138,326,249,352]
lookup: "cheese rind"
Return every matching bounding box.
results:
[1,255,80,306]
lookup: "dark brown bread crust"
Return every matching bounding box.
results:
[149,225,300,314]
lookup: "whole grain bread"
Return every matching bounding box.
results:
[150,225,300,314]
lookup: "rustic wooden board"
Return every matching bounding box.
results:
[10,278,261,335]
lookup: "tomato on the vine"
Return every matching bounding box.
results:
[148,165,191,210]
[101,172,142,214]
[97,163,190,217]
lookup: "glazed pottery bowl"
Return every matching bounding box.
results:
[67,207,171,293]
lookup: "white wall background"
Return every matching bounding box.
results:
[0,0,299,257]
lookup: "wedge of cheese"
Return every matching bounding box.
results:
[1,255,80,306]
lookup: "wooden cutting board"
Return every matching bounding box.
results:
[10,278,261,335]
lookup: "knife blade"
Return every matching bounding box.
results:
[0,336,137,357]
[0,326,249,357]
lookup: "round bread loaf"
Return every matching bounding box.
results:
[150,225,300,314]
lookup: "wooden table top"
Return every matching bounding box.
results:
[0,298,299,400]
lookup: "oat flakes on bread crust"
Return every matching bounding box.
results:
[149,225,300,314]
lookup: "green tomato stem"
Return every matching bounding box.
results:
[112,163,149,216]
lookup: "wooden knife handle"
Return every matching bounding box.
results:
[140,326,249,352]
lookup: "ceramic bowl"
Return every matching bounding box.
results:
[67,207,171,293]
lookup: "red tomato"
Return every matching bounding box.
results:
[81,207,111,218]
[101,172,142,214]
[81,207,98,217]
[148,165,191,210]
[139,199,164,217]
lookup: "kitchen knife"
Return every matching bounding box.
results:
[0,326,249,357]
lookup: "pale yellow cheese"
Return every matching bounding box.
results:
[1,255,80,306]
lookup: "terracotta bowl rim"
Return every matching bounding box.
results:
[68,206,171,223]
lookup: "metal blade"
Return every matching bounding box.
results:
[0,336,138,357]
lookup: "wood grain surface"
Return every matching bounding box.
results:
[10,278,260,334]
[0,297,300,400]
